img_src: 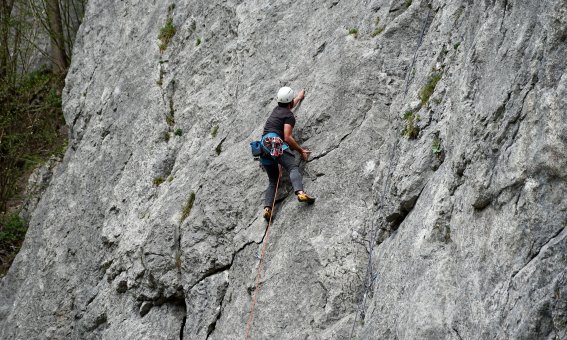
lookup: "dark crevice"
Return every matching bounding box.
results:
[187,239,258,292]
[313,42,326,58]
[329,1,339,9]
[179,314,187,340]
[309,106,370,161]
[511,226,566,280]
[453,326,463,340]
[316,281,329,310]
[386,184,426,231]
[205,285,228,339]
[188,263,232,292]
[70,113,93,150]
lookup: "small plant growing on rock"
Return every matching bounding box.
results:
[419,73,442,106]
[404,0,412,8]
[432,134,443,156]
[453,42,461,50]
[210,125,219,137]
[158,17,176,52]
[153,176,165,186]
[174,128,183,136]
[401,111,420,139]
[348,28,359,38]
[372,18,384,37]
[181,192,196,222]
[164,131,171,142]
[165,114,175,126]
[196,37,202,46]
[167,176,174,182]
[372,26,385,37]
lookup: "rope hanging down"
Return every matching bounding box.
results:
[245,165,282,340]
[348,4,432,339]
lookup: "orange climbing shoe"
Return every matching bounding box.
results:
[297,192,316,204]
[262,207,272,221]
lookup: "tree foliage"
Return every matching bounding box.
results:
[0,0,86,274]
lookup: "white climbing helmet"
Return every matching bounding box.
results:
[276,87,294,103]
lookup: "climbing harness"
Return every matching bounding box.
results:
[244,165,282,340]
[348,3,433,339]
[249,133,289,163]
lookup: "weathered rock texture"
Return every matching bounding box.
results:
[2,0,567,339]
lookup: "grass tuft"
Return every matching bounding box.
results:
[401,111,420,139]
[432,135,443,156]
[166,114,175,127]
[158,17,176,52]
[372,26,384,37]
[419,73,442,106]
[210,125,219,138]
[348,28,359,38]
[180,192,196,222]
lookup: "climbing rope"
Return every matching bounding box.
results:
[348,3,432,339]
[244,165,282,340]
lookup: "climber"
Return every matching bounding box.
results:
[260,86,315,220]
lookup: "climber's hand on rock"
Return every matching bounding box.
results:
[300,148,311,161]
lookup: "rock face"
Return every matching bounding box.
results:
[2,0,567,339]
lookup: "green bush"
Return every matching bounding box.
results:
[158,17,176,52]
[0,213,28,276]
[174,128,182,136]
[153,176,165,186]
[401,111,420,139]
[348,28,359,38]
[0,214,26,243]
[196,37,202,46]
[372,26,384,37]
[419,73,442,106]
[0,68,66,211]
[166,114,175,126]
[432,135,443,155]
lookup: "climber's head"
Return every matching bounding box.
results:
[277,87,294,108]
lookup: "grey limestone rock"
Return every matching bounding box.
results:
[1,0,567,339]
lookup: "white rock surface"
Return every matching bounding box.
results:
[1,0,567,339]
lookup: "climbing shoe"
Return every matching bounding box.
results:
[297,193,316,204]
[262,207,272,221]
